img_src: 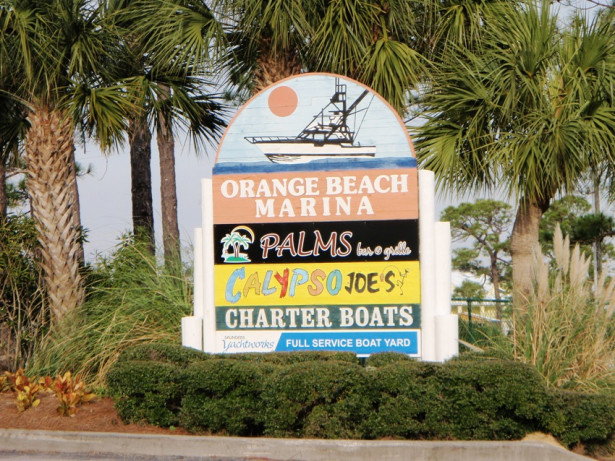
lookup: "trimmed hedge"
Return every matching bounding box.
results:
[108,344,207,426]
[546,389,615,449]
[116,343,357,366]
[180,359,275,435]
[105,343,615,452]
[106,360,184,427]
[364,359,549,441]
[364,361,443,439]
[436,359,549,440]
[364,351,414,367]
[223,350,358,365]
[262,360,373,438]
[115,342,210,366]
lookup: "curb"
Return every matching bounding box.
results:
[0,429,592,460]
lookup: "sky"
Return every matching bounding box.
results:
[76,135,213,262]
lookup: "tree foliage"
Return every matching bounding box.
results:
[143,0,477,113]
[416,2,615,299]
[442,199,512,300]
[453,280,486,299]
[539,196,592,250]
[540,195,615,271]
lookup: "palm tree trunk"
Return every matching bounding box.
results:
[70,149,85,264]
[0,156,6,221]
[129,116,155,253]
[489,251,502,320]
[593,172,601,283]
[24,106,85,321]
[510,197,548,304]
[254,47,302,92]
[156,88,181,267]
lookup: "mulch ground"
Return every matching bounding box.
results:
[0,390,190,435]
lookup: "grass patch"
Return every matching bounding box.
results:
[28,236,191,386]
[506,226,615,392]
[0,216,48,371]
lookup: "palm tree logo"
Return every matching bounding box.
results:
[220,226,255,263]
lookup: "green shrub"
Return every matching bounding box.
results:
[364,359,550,441]
[106,360,184,427]
[364,361,443,439]
[117,342,209,367]
[364,352,414,368]
[436,359,549,440]
[546,389,615,450]
[116,343,356,368]
[226,350,358,365]
[263,361,373,439]
[179,359,274,435]
[103,342,615,454]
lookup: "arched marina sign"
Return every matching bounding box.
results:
[183,73,457,361]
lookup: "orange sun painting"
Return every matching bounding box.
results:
[268,86,298,117]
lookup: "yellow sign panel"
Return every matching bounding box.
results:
[215,261,420,307]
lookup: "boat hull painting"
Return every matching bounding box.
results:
[263,146,375,164]
[266,152,374,164]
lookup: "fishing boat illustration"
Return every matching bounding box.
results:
[245,78,376,164]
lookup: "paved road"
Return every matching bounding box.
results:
[0,429,592,461]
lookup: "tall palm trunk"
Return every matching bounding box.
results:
[0,156,6,221]
[70,149,84,264]
[510,197,549,304]
[593,172,601,284]
[24,106,85,321]
[254,47,302,92]
[156,89,181,266]
[129,116,154,253]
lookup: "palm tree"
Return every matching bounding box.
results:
[151,72,226,265]
[214,0,317,94]
[106,0,227,262]
[0,156,5,220]
[216,0,427,114]
[415,2,615,300]
[305,0,427,115]
[144,0,429,113]
[103,0,156,251]
[218,0,495,114]
[221,230,251,261]
[139,0,501,119]
[0,0,131,321]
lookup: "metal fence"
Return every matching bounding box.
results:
[451,297,512,343]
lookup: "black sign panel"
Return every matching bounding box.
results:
[214,220,418,264]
